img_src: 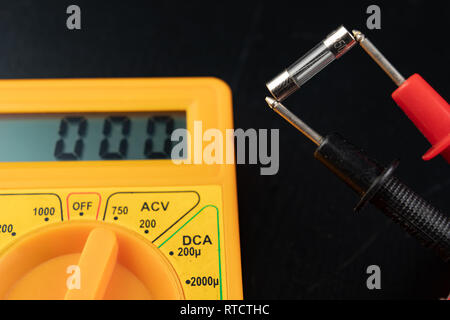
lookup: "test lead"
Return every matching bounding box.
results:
[353,30,450,163]
[265,97,450,261]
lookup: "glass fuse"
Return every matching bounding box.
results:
[266,25,356,101]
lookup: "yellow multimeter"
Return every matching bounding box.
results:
[0,78,242,300]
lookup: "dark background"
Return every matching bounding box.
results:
[0,0,448,299]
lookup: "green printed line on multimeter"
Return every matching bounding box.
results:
[158,205,223,299]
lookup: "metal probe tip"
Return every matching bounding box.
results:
[264,97,323,146]
[352,30,405,86]
[265,96,277,109]
[352,30,365,42]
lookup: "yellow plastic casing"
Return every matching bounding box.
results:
[0,78,242,300]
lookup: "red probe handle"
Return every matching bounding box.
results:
[392,73,450,163]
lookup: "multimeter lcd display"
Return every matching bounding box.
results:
[0,112,186,162]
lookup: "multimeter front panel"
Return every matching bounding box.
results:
[0,78,242,300]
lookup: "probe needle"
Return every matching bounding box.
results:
[265,97,323,146]
[352,30,405,86]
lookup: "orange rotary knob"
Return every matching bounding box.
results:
[0,221,184,300]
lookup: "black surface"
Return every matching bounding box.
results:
[0,0,448,299]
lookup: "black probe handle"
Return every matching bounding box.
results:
[314,133,450,261]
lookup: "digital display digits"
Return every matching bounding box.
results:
[0,112,186,162]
